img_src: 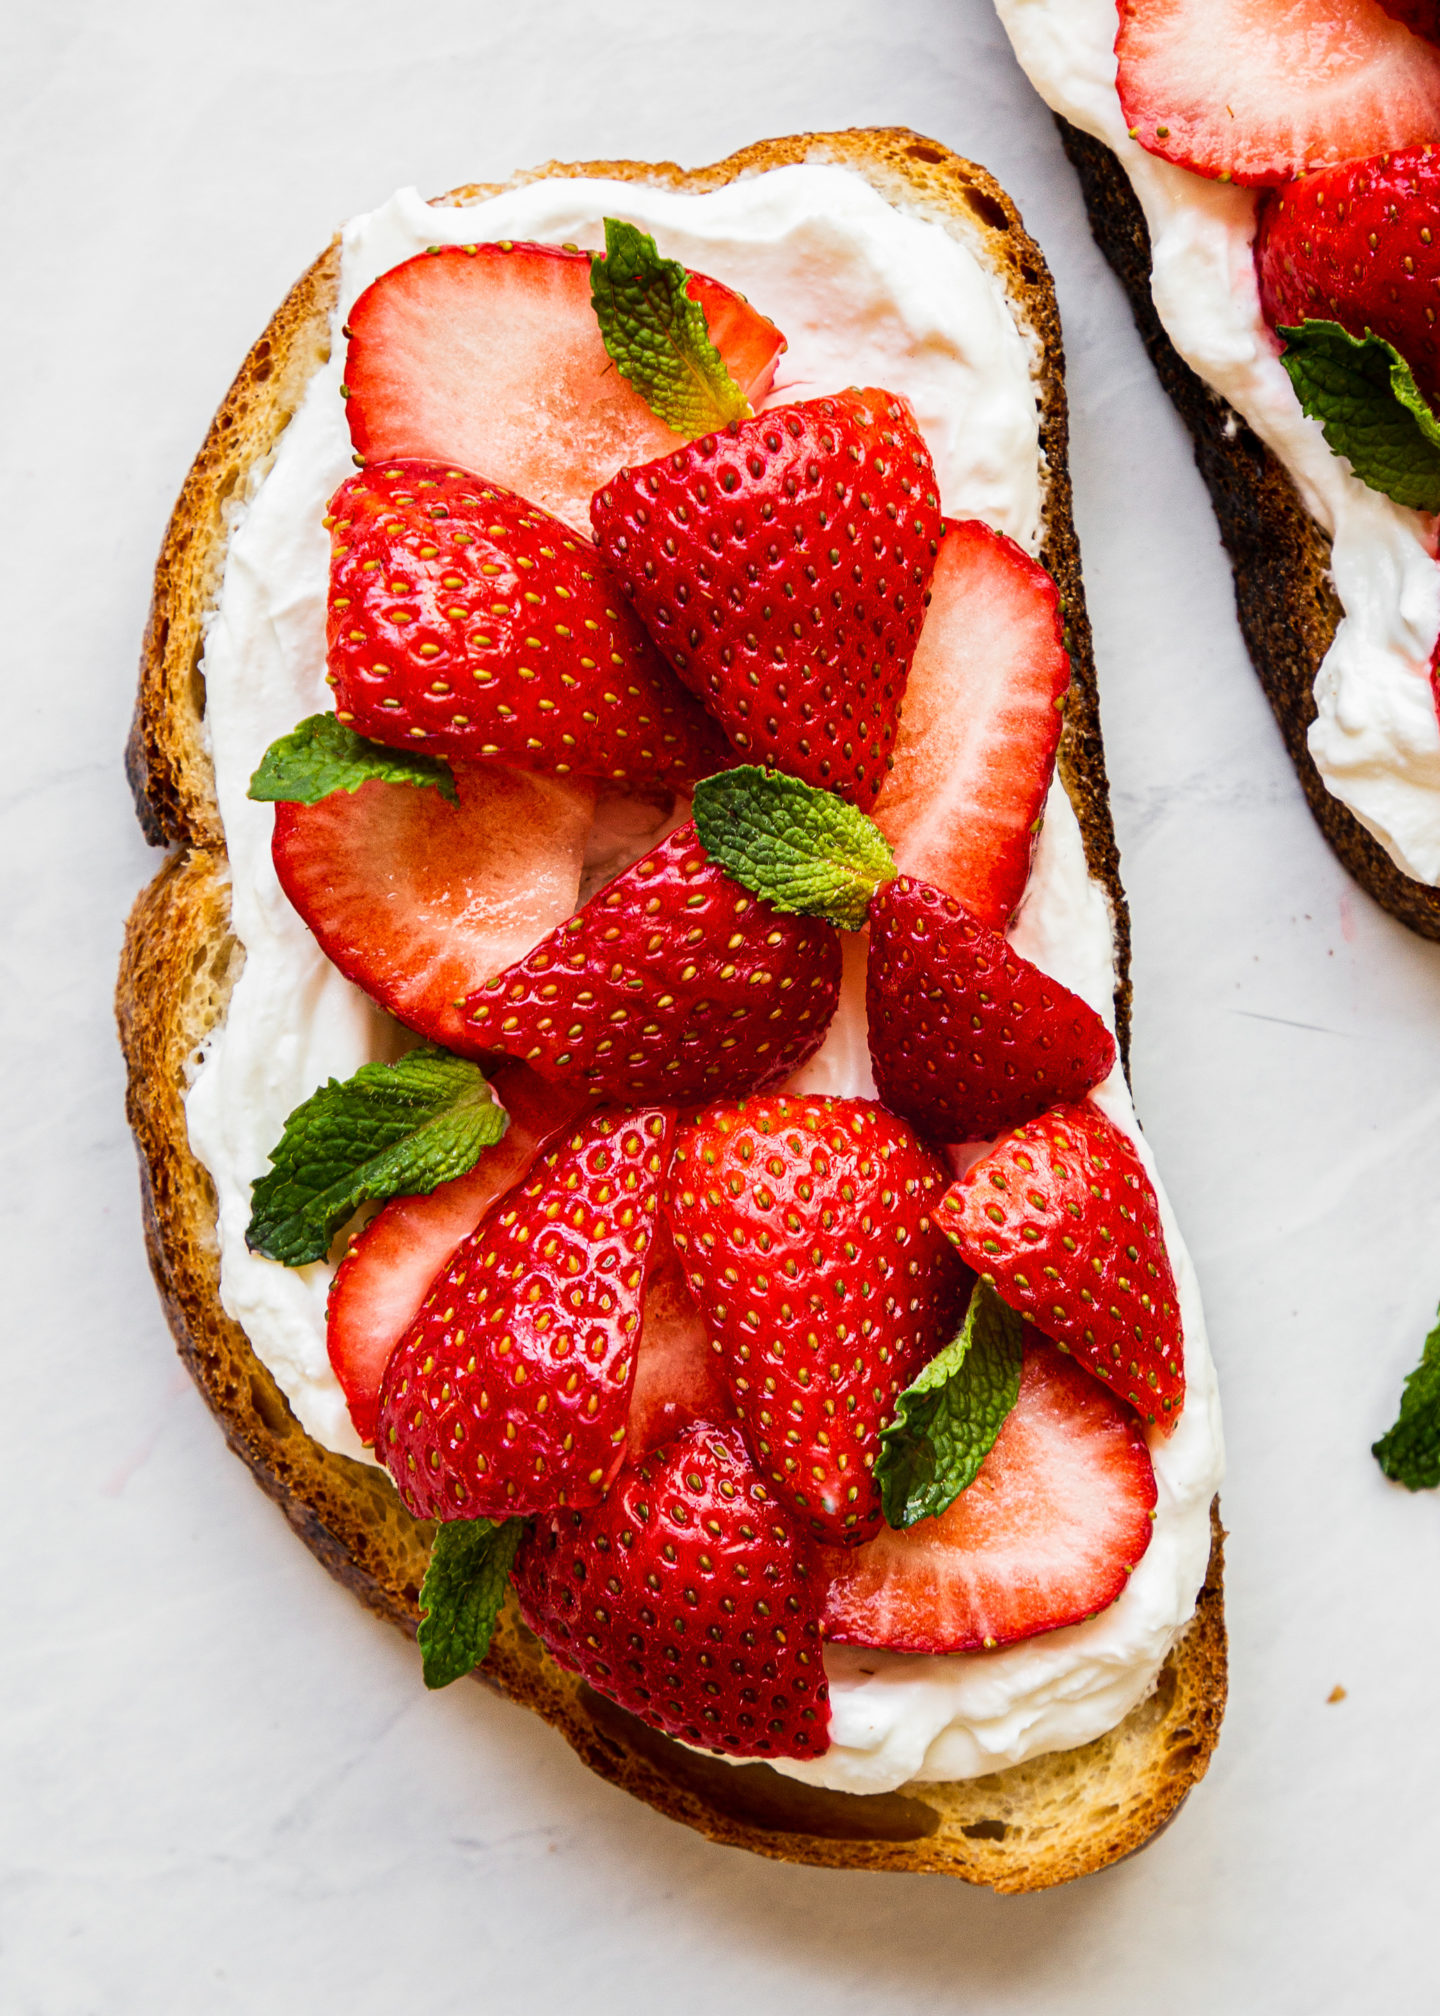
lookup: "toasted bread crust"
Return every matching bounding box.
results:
[1057,118,1440,942]
[117,129,1225,1891]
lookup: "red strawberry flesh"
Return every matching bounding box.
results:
[513,1421,830,1759]
[666,1094,969,1543]
[1256,145,1440,410]
[591,389,941,809]
[1116,0,1440,187]
[866,876,1117,1142]
[1379,0,1440,43]
[376,1107,675,1520]
[344,241,785,535]
[819,1341,1157,1654]
[325,1065,592,1444]
[871,519,1067,930]
[325,462,729,788]
[939,1102,1186,1433]
[271,760,595,1057]
[626,1220,734,1459]
[461,821,842,1102]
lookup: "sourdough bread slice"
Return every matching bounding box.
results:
[117,127,1226,1892]
[1055,118,1440,944]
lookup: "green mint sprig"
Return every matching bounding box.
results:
[246,1046,508,1267]
[1278,320,1440,513]
[876,1280,1025,1528]
[248,712,458,806]
[692,766,896,931]
[417,1517,524,1688]
[1373,1299,1440,1490]
[589,217,751,439]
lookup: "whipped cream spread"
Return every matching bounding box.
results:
[997,0,1440,886]
[184,162,1222,1793]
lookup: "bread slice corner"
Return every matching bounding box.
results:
[116,128,1225,1892]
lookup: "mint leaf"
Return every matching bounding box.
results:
[876,1279,1024,1528]
[1277,320,1440,512]
[1373,1301,1440,1490]
[589,217,750,439]
[246,1046,508,1266]
[248,712,458,805]
[417,1517,523,1688]
[692,766,895,931]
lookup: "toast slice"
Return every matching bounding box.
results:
[116,127,1226,1893]
[1051,117,1440,944]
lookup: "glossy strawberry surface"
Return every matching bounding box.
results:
[462,822,842,1102]
[1116,0,1440,186]
[513,1421,830,1759]
[325,1065,592,1444]
[939,1102,1186,1435]
[871,519,1067,930]
[866,876,1116,1143]
[343,240,785,534]
[1256,145,1440,408]
[326,463,729,788]
[376,1107,674,1519]
[591,389,940,808]
[820,1342,1158,1654]
[666,1094,969,1543]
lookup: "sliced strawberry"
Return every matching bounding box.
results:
[1116,0,1440,187]
[344,241,785,534]
[325,1065,592,1443]
[666,1094,969,1544]
[461,822,842,1102]
[866,876,1116,1142]
[325,464,728,788]
[626,1219,733,1459]
[591,390,941,809]
[513,1421,829,1759]
[939,1102,1185,1434]
[871,520,1067,931]
[271,760,596,1056]
[819,1341,1157,1654]
[376,1107,675,1520]
[1256,146,1440,409]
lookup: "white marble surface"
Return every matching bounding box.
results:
[7,0,1440,2006]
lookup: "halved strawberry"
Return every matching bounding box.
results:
[271,760,596,1056]
[591,390,941,809]
[866,876,1116,1142]
[939,1102,1186,1433]
[325,464,730,788]
[625,1219,734,1459]
[666,1094,969,1543]
[461,822,842,1102]
[819,1341,1157,1654]
[513,1421,829,1759]
[344,241,785,534]
[376,1107,675,1520]
[871,520,1067,931]
[325,1064,592,1444]
[1116,0,1440,187]
[1255,145,1440,408]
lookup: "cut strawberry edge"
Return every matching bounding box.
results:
[326,1065,592,1444]
[344,241,785,535]
[625,1220,735,1461]
[271,760,597,1057]
[818,1341,1158,1656]
[1116,0,1440,187]
[872,518,1067,931]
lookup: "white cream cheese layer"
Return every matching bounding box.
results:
[997,0,1440,885]
[184,163,1222,1792]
